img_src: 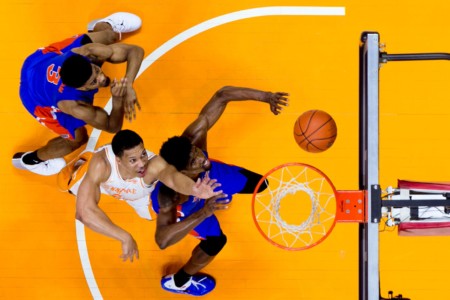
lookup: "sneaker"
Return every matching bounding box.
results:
[13,152,66,176]
[87,12,142,39]
[57,151,92,192]
[161,273,216,296]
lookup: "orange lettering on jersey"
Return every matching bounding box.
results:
[47,64,61,85]
[176,205,184,218]
[108,187,137,195]
[58,83,65,93]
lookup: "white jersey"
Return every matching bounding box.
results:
[68,144,158,220]
[99,144,157,201]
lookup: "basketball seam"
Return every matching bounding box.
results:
[305,117,334,139]
[294,110,316,144]
[306,118,334,151]
[300,118,334,143]
[294,111,336,152]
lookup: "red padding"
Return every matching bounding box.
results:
[398,179,450,192]
[398,221,450,236]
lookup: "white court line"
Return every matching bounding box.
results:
[76,6,346,299]
[76,220,103,299]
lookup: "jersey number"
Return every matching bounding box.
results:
[47,64,61,85]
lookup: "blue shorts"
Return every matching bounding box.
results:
[151,158,250,240]
[179,199,222,239]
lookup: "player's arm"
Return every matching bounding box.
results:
[182,86,289,148]
[58,78,127,133]
[75,152,139,262]
[74,43,145,121]
[74,43,144,82]
[155,186,228,249]
[146,156,222,199]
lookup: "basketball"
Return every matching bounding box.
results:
[293,110,337,153]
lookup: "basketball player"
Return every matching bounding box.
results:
[58,129,222,262]
[14,12,144,176]
[152,86,289,296]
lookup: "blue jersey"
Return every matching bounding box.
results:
[19,34,98,139]
[151,151,249,239]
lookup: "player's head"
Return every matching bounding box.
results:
[112,130,148,178]
[159,136,211,176]
[60,54,110,89]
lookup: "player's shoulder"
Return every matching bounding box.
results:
[143,154,165,183]
[146,154,165,169]
[91,148,110,166]
[86,149,111,181]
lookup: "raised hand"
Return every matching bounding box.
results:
[192,171,222,199]
[110,77,128,98]
[201,192,230,218]
[119,235,139,262]
[124,86,141,122]
[265,91,289,115]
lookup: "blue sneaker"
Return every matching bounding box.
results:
[161,273,216,296]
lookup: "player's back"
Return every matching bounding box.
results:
[20,50,96,113]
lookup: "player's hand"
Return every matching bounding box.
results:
[119,235,139,262]
[192,171,222,199]
[110,78,128,98]
[123,86,141,122]
[202,192,230,217]
[265,92,289,115]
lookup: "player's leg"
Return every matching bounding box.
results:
[86,12,142,45]
[34,126,87,161]
[14,126,88,176]
[161,235,227,296]
[238,168,268,193]
[36,126,88,160]
[161,215,226,296]
[183,234,227,274]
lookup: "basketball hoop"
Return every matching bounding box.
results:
[252,162,366,250]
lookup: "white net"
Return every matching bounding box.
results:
[252,163,337,250]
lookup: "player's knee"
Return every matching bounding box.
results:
[66,139,86,152]
[86,30,118,45]
[73,127,89,146]
[199,232,227,256]
[256,178,269,192]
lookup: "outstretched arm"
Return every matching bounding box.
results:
[146,156,222,199]
[74,43,145,122]
[75,152,139,262]
[182,86,289,149]
[155,187,228,249]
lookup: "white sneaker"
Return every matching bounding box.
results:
[13,152,66,176]
[87,12,142,38]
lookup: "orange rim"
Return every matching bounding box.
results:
[252,162,338,250]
